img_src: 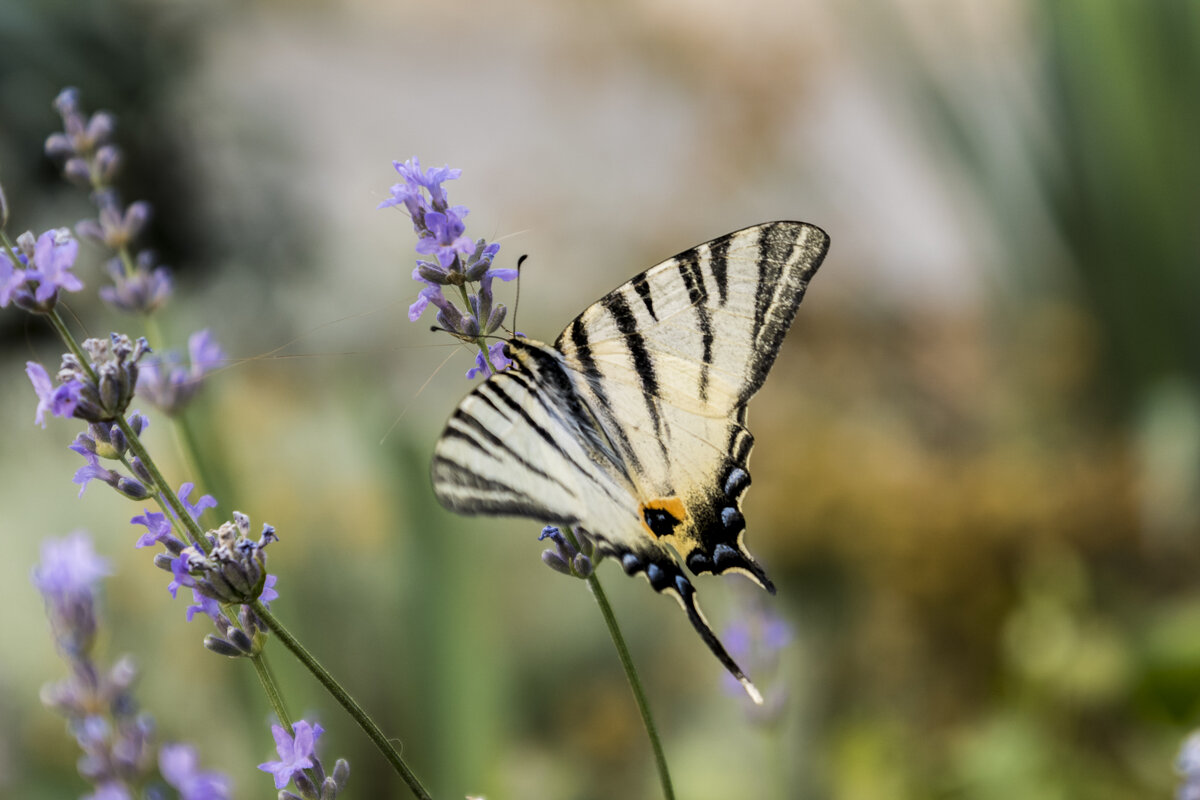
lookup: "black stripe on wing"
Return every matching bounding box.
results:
[599,293,668,449]
[443,409,576,497]
[676,249,715,402]
[563,319,642,474]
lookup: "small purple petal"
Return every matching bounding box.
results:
[30,229,83,301]
[260,574,278,606]
[131,510,172,548]
[187,329,225,375]
[486,268,519,282]
[177,483,217,521]
[258,720,322,790]
[26,362,55,427]
[185,590,220,623]
[167,554,195,599]
[0,252,25,308]
[69,440,114,498]
[465,349,491,380]
[407,287,435,322]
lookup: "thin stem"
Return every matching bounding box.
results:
[249,649,293,730]
[170,410,223,505]
[44,310,95,379]
[564,528,675,800]
[251,600,433,800]
[115,412,208,550]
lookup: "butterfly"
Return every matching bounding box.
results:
[431,221,829,702]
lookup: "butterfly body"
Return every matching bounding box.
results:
[432,221,829,698]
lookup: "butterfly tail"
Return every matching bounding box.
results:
[617,548,764,705]
[673,577,764,705]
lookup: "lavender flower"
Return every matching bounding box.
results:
[259,720,350,798]
[27,333,150,426]
[76,190,151,251]
[381,158,518,378]
[44,88,174,316]
[137,329,225,415]
[99,251,173,313]
[539,525,595,578]
[259,721,323,789]
[137,504,278,656]
[33,531,230,798]
[32,531,110,656]
[1,228,84,312]
[45,87,118,186]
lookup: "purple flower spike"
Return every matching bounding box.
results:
[258,720,324,790]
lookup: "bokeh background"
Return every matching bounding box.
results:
[2,1,1199,798]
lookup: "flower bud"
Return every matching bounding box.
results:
[203,634,245,658]
[94,145,122,183]
[64,157,92,187]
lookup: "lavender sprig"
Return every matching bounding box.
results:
[46,87,174,317]
[381,157,517,378]
[33,531,231,799]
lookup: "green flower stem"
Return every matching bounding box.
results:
[116,412,210,550]
[170,409,223,508]
[249,649,293,730]
[43,309,96,381]
[250,600,433,800]
[564,527,675,800]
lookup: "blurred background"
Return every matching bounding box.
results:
[2,0,1198,797]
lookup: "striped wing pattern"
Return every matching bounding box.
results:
[432,221,829,697]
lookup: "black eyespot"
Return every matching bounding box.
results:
[643,506,682,538]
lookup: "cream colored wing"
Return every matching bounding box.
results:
[431,221,829,700]
[554,221,829,589]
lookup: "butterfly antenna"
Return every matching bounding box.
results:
[511,254,528,336]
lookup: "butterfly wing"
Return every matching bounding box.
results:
[555,221,829,587]
[431,220,829,699]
